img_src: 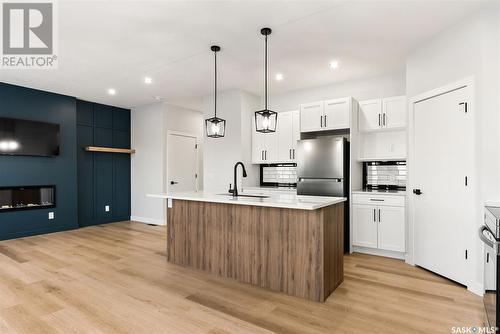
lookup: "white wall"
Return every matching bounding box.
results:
[406,6,500,293]
[131,102,204,225]
[203,90,260,192]
[131,102,165,225]
[269,71,406,112]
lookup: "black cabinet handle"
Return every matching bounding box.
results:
[324,115,327,127]
[320,116,323,127]
[383,113,386,126]
[170,181,179,185]
[373,209,376,222]
[378,114,381,126]
[413,189,422,195]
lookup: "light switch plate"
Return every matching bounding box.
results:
[105,205,110,212]
[48,212,54,220]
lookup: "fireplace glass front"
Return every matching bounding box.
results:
[0,186,55,212]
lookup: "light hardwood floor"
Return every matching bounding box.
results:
[0,221,484,334]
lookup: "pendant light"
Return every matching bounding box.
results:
[255,27,277,133]
[205,45,226,138]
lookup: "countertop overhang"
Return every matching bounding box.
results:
[147,191,346,210]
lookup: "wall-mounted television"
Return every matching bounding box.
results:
[0,117,60,157]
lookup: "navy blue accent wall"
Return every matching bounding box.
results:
[76,100,131,227]
[0,83,78,240]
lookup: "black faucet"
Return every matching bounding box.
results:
[230,162,247,197]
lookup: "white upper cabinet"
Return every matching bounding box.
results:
[359,99,382,132]
[359,96,406,132]
[252,111,297,164]
[300,101,324,132]
[252,119,278,164]
[300,97,352,133]
[277,110,300,162]
[324,97,351,130]
[382,96,407,129]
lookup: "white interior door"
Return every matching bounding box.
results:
[412,85,472,286]
[167,133,198,193]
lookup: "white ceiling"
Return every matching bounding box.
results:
[0,0,495,109]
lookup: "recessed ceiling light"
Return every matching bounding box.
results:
[275,73,284,81]
[329,60,339,69]
[107,88,116,95]
[144,77,152,84]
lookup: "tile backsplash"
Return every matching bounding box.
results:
[262,166,297,184]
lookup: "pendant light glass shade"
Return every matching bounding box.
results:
[255,27,277,133]
[205,45,226,138]
[205,116,225,138]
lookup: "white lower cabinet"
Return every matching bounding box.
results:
[353,194,405,256]
[352,204,378,248]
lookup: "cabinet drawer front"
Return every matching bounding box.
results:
[352,194,405,206]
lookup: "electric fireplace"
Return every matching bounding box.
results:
[0,185,55,212]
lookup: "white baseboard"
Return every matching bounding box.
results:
[131,216,166,226]
[468,281,484,297]
[353,245,406,260]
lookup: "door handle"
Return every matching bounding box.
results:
[170,181,179,185]
[413,189,422,195]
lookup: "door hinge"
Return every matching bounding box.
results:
[465,249,468,260]
[459,102,468,114]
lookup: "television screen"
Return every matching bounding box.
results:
[0,117,60,157]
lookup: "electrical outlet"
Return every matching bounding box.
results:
[48,212,54,220]
[105,205,110,212]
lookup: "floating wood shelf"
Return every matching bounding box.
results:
[85,146,136,154]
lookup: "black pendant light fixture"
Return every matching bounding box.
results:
[205,45,226,138]
[255,27,277,133]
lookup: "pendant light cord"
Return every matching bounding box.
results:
[214,50,217,118]
[264,34,268,111]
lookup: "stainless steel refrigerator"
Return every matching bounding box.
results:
[296,137,349,197]
[297,137,349,252]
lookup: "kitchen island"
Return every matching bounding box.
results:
[148,192,346,302]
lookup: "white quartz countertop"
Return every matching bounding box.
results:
[352,189,407,196]
[147,191,346,210]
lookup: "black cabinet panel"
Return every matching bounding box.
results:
[94,127,113,147]
[113,154,131,219]
[94,153,113,222]
[77,125,94,227]
[113,130,130,148]
[94,104,113,128]
[76,100,93,126]
[113,108,130,132]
